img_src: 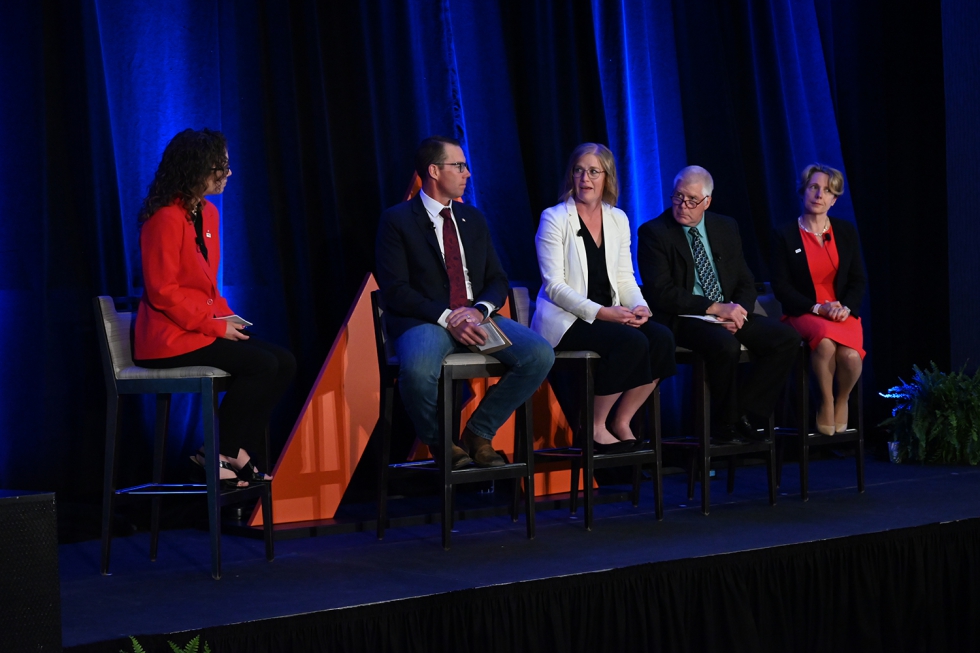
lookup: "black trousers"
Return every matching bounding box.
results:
[136,335,296,466]
[557,318,677,396]
[672,314,800,427]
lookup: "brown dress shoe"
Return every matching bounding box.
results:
[462,429,506,467]
[433,444,473,470]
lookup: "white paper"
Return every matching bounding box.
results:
[215,314,254,328]
[679,314,727,323]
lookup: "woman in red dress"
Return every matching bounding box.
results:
[771,164,866,435]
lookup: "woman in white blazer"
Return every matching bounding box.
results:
[531,144,675,453]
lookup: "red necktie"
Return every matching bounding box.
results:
[440,208,469,309]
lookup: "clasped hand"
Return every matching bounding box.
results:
[816,301,850,322]
[447,307,487,346]
[597,305,651,327]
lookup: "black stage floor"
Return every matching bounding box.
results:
[61,457,980,650]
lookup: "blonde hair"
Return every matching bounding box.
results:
[559,143,619,206]
[798,163,844,196]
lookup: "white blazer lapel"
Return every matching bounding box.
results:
[566,197,589,288]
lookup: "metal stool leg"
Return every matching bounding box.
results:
[570,458,581,515]
[261,485,275,561]
[855,380,866,492]
[520,399,535,539]
[582,361,595,530]
[798,350,811,501]
[686,451,696,500]
[652,386,664,520]
[441,374,454,551]
[202,378,222,580]
[100,394,121,576]
[695,360,711,515]
[767,413,777,506]
[150,394,171,562]
[700,451,711,516]
[775,436,785,488]
[377,384,394,540]
[653,437,664,520]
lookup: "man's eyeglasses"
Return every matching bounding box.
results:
[573,167,605,180]
[211,165,230,173]
[435,162,469,173]
[670,193,710,209]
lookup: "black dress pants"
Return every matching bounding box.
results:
[136,335,296,467]
[672,314,800,427]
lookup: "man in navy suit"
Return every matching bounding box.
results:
[637,165,800,443]
[376,135,554,468]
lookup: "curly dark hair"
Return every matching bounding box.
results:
[137,128,229,228]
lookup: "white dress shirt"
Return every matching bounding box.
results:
[419,189,495,328]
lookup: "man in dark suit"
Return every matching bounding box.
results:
[375,135,554,468]
[637,165,800,442]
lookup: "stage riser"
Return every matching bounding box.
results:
[68,518,980,653]
[0,491,62,652]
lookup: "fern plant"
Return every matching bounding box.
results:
[879,362,980,464]
[122,634,211,653]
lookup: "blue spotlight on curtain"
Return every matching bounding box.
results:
[592,0,687,264]
[739,0,855,225]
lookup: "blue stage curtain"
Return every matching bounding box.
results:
[943,0,980,372]
[0,0,950,506]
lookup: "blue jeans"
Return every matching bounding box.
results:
[394,317,555,446]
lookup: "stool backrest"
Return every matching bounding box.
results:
[754,281,783,318]
[94,296,135,381]
[509,286,532,327]
[370,291,398,374]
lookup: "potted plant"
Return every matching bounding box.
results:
[879,362,980,464]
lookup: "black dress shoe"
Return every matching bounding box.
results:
[593,439,637,454]
[734,415,770,442]
[710,425,747,445]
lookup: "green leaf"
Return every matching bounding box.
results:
[879,362,980,465]
[163,635,201,652]
[122,636,147,653]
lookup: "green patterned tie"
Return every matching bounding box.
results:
[689,229,723,303]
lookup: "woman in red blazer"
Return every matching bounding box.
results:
[134,129,295,487]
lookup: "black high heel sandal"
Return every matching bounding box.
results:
[233,458,273,484]
[190,454,249,490]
